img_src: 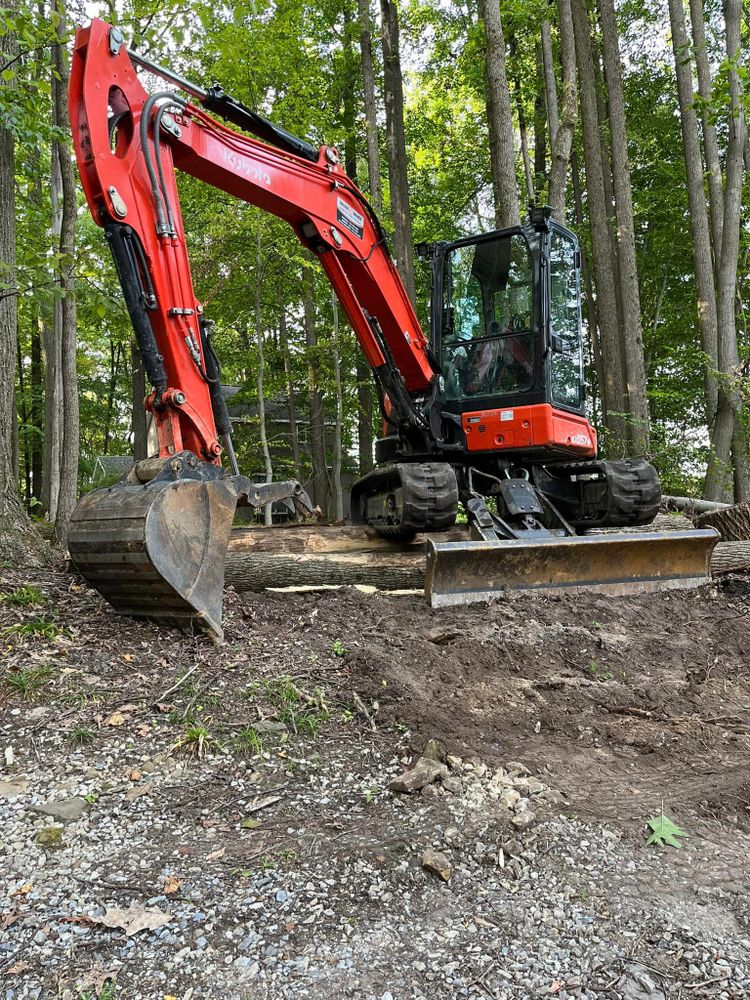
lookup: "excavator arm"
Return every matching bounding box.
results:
[70,19,438,468]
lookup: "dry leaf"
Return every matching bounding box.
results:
[0,913,20,929]
[123,654,134,662]
[11,882,32,897]
[125,783,151,802]
[205,846,225,861]
[4,747,15,766]
[549,981,566,995]
[104,711,127,727]
[90,901,170,937]
[77,964,119,996]
[129,769,142,782]
[6,960,29,975]
[163,876,180,895]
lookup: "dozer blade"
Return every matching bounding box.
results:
[69,478,238,640]
[425,528,719,608]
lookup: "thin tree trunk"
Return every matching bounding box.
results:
[254,229,273,526]
[278,293,302,482]
[15,337,31,504]
[342,5,359,182]
[52,0,79,548]
[0,1,48,565]
[42,150,63,520]
[303,265,329,517]
[511,63,535,202]
[330,293,344,522]
[30,303,43,502]
[572,148,604,418]
[379,0,416,304]
[102,339,121,455]
[477,0,521,229]
[533,42,547,193]
[131,336,148,461]
[541,17,559,148]
[548,0,577,222]
[666,0,722,490]
[688,0,724,277]
[598,0,650,455]
[571,0,627,451]
[711,0,747,501]
[357,358,374,475]
[358,0,383,213]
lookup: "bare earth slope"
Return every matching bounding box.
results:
[1,566,749,999]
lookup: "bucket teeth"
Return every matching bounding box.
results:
[425,529,719,608]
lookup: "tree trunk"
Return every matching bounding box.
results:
[342,5,359,182]
[688,0,724,278]
[51,0,80,549]
[358,0,383,213]
[548,0,577,222]
[666,0,720,475]
[511,61,535,202]
[255,229,274,526]
[541,17,559,148]
[303,265,329,517]
[379,0,416,304]
[330,294,345,521]
[571,0,627,451]
[598,0,650,455]
[710,0,747,502]
[42,150,63,520]
[571,149,603,416]
[131,336,148,461]
[698,501,750,541]
[16,336,31,504]
[476,0,520,229]
[0,1,48,565]
[357,358,374,475]
[278,295,302,482]
[533,42,547,193]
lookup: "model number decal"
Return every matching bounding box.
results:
[336,197,364,239]
[221,148,271,186]
[570,432,590,446]
[500,410,514,422]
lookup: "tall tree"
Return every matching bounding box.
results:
[547,0,577,222]
[278,296,302,482]
[357,0,383,213]
[51,0,79,547]
[598,0,650,454]
[476,0,521,228]
[380,0,416,304]
[0,2,47,564]
[303,265,329,516]
[254,229,273,526]
[667,0,721,486]
[571,0,627,450]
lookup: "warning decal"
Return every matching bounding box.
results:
[336,197,365,240]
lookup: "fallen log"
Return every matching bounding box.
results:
[662,495,732,514]
[697,502,750,542]
[223,525,750,592]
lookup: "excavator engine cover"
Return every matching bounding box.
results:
[425,528,719,607]
[68,452,313,640]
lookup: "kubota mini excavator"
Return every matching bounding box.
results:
[67,20,717,638]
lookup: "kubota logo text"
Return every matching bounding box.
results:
[222,148,271,186]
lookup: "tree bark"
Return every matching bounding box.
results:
[571,149,604,415]
[131,336,148,461]
[379,0,416,304]
[42,151,63,520]
[598,0,650,455]
[688,0,724,277]
[698,502,750,541]
[330,293,345,521]
[666,0,720,464]
[548,0,577,222]
[533,42,547,193]
[303,265,329,517]
[342,5,359,182]
[476,0,521,229]
[541,17,559,148]
[571,0,627,451]
[278,295,302,482]
[357,0,383,213]
[51,0,80,549]
[0,1,48,565]
[255,229,273,526]
[710,0,747,502]
[357,358,374,475]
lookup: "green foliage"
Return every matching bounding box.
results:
[0,585,44,606]
[2,615,60,639]
[645,810,688,849]
[67,725,95,747]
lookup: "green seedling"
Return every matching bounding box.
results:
[0,585,44,607]
[68,725,96,747]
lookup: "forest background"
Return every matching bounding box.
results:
[0,0,748,556]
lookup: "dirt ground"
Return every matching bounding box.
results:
[1,564,749,998]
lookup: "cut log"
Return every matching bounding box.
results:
[697,502,750,541]
[227,523,468,555]
[711,541,750,575]
[662,495,731,514]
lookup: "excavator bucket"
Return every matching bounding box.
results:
[69,477,239,640]
[425,528,719,608]
[68,452,315,640]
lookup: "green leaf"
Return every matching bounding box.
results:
[645,812,688,849]
[241,817,261,829]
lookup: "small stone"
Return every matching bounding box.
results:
[505,761,529,775]
[421,848,451,882]
[499,789,521,809]
[31,797,88,823]
[442,776,462,795]
[388,757,448,794]
[510,810,536,831]
[421,738,447,763]
[0,779,28,797]
[252,721,288,735]
[35,826,64,849]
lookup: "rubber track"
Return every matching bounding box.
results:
[352,462,458,538]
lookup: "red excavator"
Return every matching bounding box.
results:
[67,20,717,638]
